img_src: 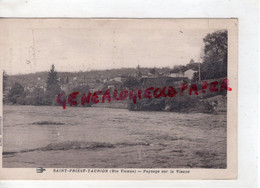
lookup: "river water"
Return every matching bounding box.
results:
[3,105,226,168]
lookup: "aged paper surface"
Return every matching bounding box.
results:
[0,18,237,180]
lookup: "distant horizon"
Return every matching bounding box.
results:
[4,65,185,76]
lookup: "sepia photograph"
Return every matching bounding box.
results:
[0,19,237,179]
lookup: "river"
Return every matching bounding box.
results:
[3,105,226,168]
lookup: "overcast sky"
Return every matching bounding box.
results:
[0,19,221,75]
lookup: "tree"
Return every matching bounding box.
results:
[30,87,47,105]
[137,65,142,77]
[45,64,61,104]
[123,76,141,89]
[71,84,90,94]
[194,30,227,81]
[69,85,91,106]
[150,68,156,75]
[3,70,8,91]
[8,82,25,104]
[189,59,195,64]
[60,77,64,85]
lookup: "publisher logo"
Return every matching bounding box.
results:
[36,167,46,173]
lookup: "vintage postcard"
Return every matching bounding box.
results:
[0,18,237,180]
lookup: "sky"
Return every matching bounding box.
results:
[0,19,221,75]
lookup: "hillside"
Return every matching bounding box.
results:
[5,67,171,89]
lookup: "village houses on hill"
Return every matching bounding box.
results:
[4,59,200,102]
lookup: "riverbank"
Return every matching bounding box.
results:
[91,100,128,109]
[128,94,227,114]
[74,94,227,114]
[4,94,227,114]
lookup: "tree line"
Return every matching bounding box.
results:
[193,30,227,81]
[5,65,61,105]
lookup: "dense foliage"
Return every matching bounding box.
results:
[3,70,8,91]
[45,64,61,104]
[5,65,61,106]
[8,82,25,104]
[193,30,227,81]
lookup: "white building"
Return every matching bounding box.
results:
[112,76,122,82]
[184,69,197,80]
[169,70,185,78]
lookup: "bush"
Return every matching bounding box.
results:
[8,82,25,104]
[128,90,215,113]
[167,97,214,113]
[128,97,165,111]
